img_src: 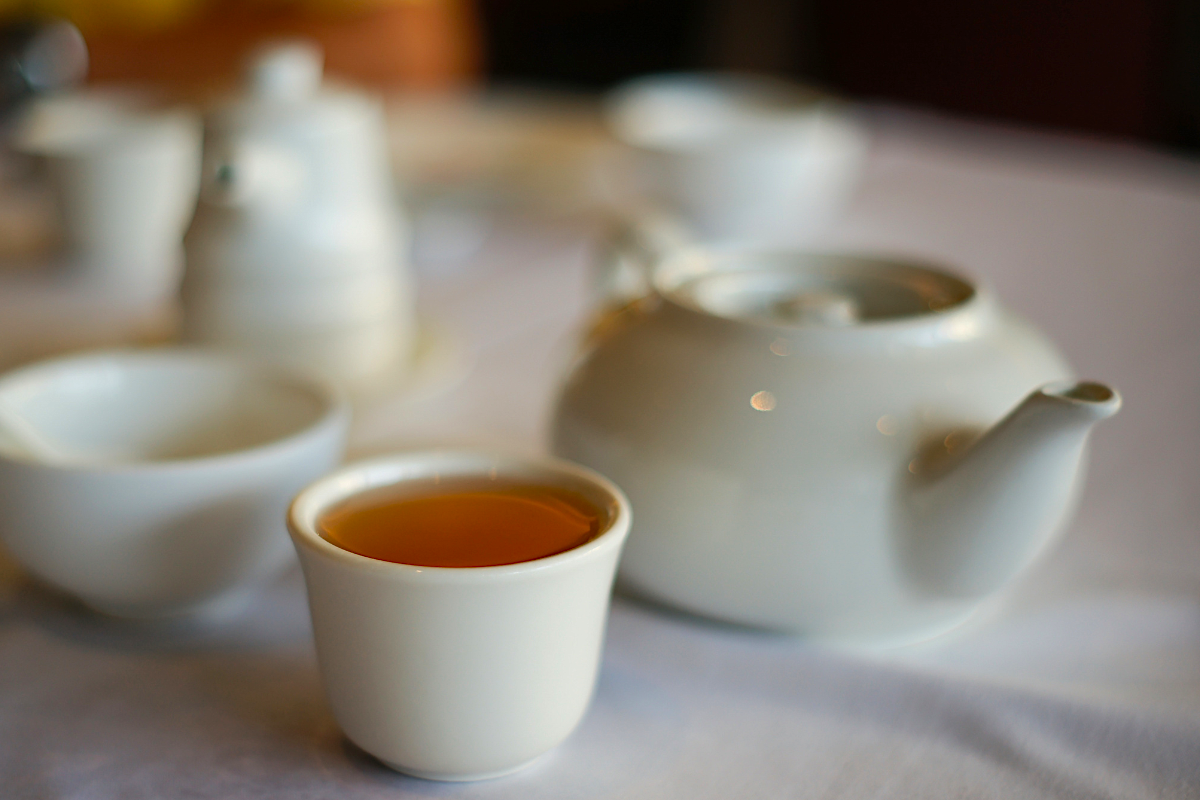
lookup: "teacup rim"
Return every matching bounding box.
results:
[0,347,349,474]
[287,450,633,582]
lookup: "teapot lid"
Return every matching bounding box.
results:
[655,248,991,345]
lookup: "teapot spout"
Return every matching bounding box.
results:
[900,381,1120,598]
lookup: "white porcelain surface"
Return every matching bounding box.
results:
[553,247,1120,646]
[288,451,631,780]
[182,267,409,335]
[198,316,414,393]
[607,73,869,244]
[183,41,414,391]
[0,349,348,617]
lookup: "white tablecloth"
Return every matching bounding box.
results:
[3,107,1199,798]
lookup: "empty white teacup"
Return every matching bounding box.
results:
[0,348,348,618]
[15,90,203,295]
[287,451,632,780]
[606,72,869,244]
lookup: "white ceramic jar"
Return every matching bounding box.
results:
[182,42,414,393]
[552,247,1120,647]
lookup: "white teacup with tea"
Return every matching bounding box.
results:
[288,451,632,780]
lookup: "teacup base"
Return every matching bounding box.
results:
[377,753,544,783]
[81,584,259,622]
[822,607,983,651]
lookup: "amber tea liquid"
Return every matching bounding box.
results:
[318,477,605,567]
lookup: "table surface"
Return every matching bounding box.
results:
[3,106,1200,799]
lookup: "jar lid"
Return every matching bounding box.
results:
[206,40,384,142]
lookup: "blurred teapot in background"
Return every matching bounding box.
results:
[552,247,1120,647]
[182,41,415,393]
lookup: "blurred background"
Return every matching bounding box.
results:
[480,0,1196,148]
[15,0,1191,149]
[0,0,1194,387]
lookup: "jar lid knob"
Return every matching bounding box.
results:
[248,40,323,102]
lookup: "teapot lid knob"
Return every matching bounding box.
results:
[248,40,323,102]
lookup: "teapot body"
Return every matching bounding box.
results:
[182,43,415,391]
[552,251,1071,645]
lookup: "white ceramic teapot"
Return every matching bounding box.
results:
[182,42,414,391]
[551,247,1120,647]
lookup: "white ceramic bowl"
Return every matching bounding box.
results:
[606,72,820,146]
[288,451,632,780]
[606,72,869,244]
[0,349,349,618]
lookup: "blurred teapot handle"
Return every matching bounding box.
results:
[592,205,693,310]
